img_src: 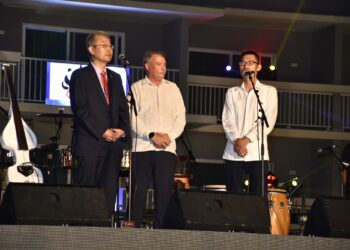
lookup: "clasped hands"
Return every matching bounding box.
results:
[150,132,171,149]
[234,137,250,157]
[103,128,125,142]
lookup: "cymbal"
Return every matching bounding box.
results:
[36,112,73,118]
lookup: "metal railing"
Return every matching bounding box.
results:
[1,58,350,131]
[187,75,350,131]
[342,94,350,130]
[277,91,332,129]
[0,57,179,103]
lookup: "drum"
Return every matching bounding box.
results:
[268,188,291,235]
[61,147,72,168]
[174,174,190,189]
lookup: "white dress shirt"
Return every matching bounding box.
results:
[131,76,186,155]
[222,80,278,161]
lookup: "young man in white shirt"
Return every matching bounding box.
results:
[222,49,278,194]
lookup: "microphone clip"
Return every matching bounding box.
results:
[119,54,131,68]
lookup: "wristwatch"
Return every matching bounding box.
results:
[148,132,155,139]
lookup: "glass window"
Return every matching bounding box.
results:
[25,27,66,60]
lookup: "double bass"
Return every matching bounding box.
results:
[0,64,43,183]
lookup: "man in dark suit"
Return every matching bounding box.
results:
[69,31,129,217]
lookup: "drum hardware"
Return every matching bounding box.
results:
[121,149,130,170]
[35,108,73,171]
[202,184,227,192]
[36,109,73,119]
[176,155,188,175]
[177,133,200,188]
[29,144,72,185]
[61,146,72,168]
[36,108,73,145]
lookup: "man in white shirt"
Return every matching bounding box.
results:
[130,50,186,228]
[222,49,278,194]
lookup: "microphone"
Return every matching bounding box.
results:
[118,54,131,67]
[317,145,337,154]
[243,71,254,78]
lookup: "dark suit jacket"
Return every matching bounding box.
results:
[69,64,129,156]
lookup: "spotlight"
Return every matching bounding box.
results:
[291,180,298,187]
[225,65,232,72]
[243,175,250,192]
[269,64,276,71]
[244,179,249,187]
[267,64,277,80]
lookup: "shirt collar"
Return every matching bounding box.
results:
[143,76,167,86]
[240,79,262,91]
[91,62,106,75]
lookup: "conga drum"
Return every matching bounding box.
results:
[174,173,190,189]
[268,188,290,235]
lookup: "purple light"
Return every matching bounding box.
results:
[35,0,218,16]
[226,65,232,72]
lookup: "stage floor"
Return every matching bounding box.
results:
[1,225,350,249]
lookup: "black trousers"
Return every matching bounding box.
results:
[131,151,176,228]
[72,145,123,216]
[224,160,268,194]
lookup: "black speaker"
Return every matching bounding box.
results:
[0,183,110,227]
[303,196,350,238]
[163,190,270,233]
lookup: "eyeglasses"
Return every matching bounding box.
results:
[238,61,258,66]
[93,44,114,49]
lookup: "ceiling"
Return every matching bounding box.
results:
[1,0,350,31]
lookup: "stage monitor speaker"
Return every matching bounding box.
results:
[163,190,270,233]
[0,183,110,227]
[303,196,350,238]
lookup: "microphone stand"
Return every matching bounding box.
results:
[249,74,269,197]
[178,133,201,188]
[123,61,137,224]
[328,149,347,197]
[0,106,8,202]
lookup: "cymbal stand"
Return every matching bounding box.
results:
[49,110,64,145]
[45,110,65,185]
[328,150,348,197]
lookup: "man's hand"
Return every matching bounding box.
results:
[233,137,250,157]
[103,128,125,142]
[151,132,171,149]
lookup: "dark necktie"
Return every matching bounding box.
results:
[100,71,109,105]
